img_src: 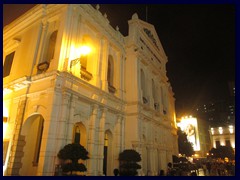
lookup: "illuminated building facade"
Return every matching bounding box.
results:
[3,4,177,176]
[177,116,211,158]
[209,125,235,151]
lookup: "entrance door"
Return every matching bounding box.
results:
[103,130,113,176]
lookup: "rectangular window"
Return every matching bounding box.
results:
[225,140,231,147]
[215,140,220,148]
[3,51,15,77]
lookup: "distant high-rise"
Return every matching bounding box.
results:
[194,81,235,127]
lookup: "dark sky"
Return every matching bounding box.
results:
[3,4,236,115]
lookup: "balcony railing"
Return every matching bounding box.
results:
[108,83,116,94]
[80,68,92,81]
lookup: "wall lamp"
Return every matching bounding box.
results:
[70,45,91,71]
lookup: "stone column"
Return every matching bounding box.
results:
[57,92,71,147]
[113,115,122,169]
[96,108,107,176]
[132,141,144,176]
[101,38,109,92]
[147,144,155,176]
[87,104,98,176]
[95,34,103,88]
[66,94,78,143]
[38,20,49,64]
[159,149,167,174]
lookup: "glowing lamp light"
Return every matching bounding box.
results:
[79,45,91,56]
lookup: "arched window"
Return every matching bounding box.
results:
[141,69,147,104]
[161,86,167,114]
[46,30,58,62]
[37,30,57,73]
[152,79,159,110]
[107,55,116,94]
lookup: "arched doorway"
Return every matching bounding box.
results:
[19,114,44,176]
[103,130,113,176]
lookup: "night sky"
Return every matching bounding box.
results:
[3,4,236,115]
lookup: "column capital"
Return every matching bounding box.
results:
[90,104,99,115]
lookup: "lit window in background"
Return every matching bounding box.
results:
[211,128,214,135]
[218,127,223,134]
[229,125,234,134]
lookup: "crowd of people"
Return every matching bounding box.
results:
[165,161,235,176]
[202,161,235,176]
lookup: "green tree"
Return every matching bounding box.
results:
[119,149,141,176]
[57,143,89,176]
[177,128,194,157]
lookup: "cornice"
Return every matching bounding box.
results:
[3,4,65,41]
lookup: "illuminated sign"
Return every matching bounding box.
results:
[177,116,200,151]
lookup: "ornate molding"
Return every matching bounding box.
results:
[4,38,21,53]
[143,28,159,50]
[4,76,30,91]
[80,68,93,81]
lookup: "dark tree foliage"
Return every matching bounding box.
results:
[177,128,194,157]
[208,146,235,160]
[119,149,141,176]
[57,143,89,176]
[172,155,179,163]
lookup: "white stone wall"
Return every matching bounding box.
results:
[3,4,177,176]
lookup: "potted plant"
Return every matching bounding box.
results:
[57,143,89,176]
[119,149,141,176]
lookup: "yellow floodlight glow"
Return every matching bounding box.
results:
[3,119,8,140]
[177,115,200,151]
[3,104,9,118]
[79,45,91,56]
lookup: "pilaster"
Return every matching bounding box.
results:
[87,104,99,175]
[96,107,107,176]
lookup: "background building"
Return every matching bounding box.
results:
[177,116,211,159]
[3,4,177,176]
[209,125,235,151]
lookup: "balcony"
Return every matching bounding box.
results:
[108,83,116,94]
[80,68,92,81]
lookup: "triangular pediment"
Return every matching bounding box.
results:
[137,18,167,58]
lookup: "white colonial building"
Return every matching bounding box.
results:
[3,4,178,176]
